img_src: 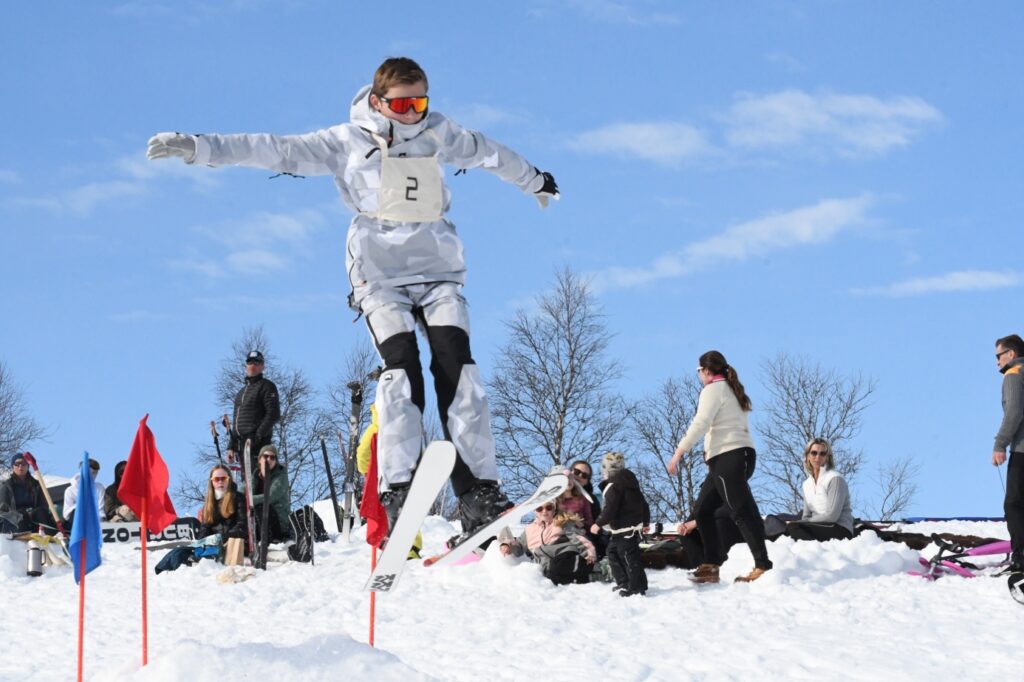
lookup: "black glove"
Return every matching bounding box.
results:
[533,169,559,208]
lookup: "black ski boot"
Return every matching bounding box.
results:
[378,483,411,547]
[449,482,513,547]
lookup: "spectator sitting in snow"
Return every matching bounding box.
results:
[199,464,248,544]
[0,454,49,533]
[570,459,606,559]
[63,458,105,526]
[591,451,649,597]
[501,500,596,585]
[782,438,854,542]
[252,445,292,543]
[104,460,138,522]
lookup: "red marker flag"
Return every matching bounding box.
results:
[120,414,177,535]
[359,433,388,547]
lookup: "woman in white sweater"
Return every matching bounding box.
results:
[668,351,772,583]
[786,438,854,541]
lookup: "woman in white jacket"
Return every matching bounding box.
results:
[668,350,771,583]
[786,438,854,541]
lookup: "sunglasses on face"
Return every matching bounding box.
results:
[378,94,429,114]
[535,504,555,513]
[261,455,277,461]
[211,476,229,482]
[808,451,828,457]
[571,469,590,480]
[996,349,1012,360]
[13,461,27,467]
[246,359,263,366]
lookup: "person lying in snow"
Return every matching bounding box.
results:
[500,500,596,586]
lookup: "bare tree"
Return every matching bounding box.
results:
[867,456,921,520]
[755,353,875,513]
[422,404,459,520]
[0,361,48,479]
[630,375,705,523]
[488,268,629,499]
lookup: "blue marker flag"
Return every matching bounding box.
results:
[69,451,102,583]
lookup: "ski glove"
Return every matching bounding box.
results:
[147,132,197,163]
[533,169,559,209]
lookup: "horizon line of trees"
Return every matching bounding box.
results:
[2,267,920,521]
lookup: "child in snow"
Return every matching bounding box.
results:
[591,451,650,596]
[147,57,558,544]
[557,480,593,530]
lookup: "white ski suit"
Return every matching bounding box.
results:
[189,85,546,496]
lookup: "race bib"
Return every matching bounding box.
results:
[377,154,444,222]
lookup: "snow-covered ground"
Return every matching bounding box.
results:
[1,518,1019,681]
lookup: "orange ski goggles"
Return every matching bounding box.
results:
[378,95,429,115]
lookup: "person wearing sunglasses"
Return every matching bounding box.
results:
[669,351,771,584]
[147,57,558,545]
[0,454,49,533]
[251,445,292,544]
[779,439,854,542]
[505,500,596,585]
[225,350,280,472]
[199,464,248,543]
[62,457,105,526]
[993,334,1024,572]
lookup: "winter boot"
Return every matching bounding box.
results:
[689,563,720,584]
[734,566,770,583]
[454,482,513,538]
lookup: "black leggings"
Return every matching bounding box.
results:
[693,448,772,570]
[1006,452,1024,563]
[785,522,853,542]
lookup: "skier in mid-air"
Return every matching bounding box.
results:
[148,56,559,542]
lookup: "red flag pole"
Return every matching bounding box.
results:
[77,541,86,682]
[141,495,149,666]
[369,547,377,647]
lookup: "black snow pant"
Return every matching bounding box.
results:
[693,447,772,570]
[1006,451,1024,567]
[607,531,648,594]
[785,522,853,542]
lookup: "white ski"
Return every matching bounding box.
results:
[425,472,570,568]
[364,440,456,593]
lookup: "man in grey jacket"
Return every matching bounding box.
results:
[994,334,1024,571]
[147,57,558,539]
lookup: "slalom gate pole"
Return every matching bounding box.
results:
[77,541,86,682]
[141,496,149,665]
[369,547,377,647]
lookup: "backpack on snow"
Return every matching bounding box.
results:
[287,505,328,563]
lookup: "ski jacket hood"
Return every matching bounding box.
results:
[349,84,432,144]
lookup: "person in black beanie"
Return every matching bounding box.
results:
[591,451,650,597]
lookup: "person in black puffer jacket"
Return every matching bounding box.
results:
[227,350,280,471]
[591,451,650,597]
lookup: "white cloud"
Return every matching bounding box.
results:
[595,195,873,289]
[174,209,325,277]
[568,122,712,166]
[725,90,943,157]
[563,0,680,25]
[851,270,1022,297]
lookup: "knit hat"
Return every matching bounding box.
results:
[259,444,279,458]
[11,454,26,467]
[601,451,625,479]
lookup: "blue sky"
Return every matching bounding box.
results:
[2,2,1021,516]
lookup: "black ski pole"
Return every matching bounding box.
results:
[257,455,271,570]
[210,421,225,466]
[320,436,343,535]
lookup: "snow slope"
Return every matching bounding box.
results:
[0,518,1019,681]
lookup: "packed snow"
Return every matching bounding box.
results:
[1,517,1019,681]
